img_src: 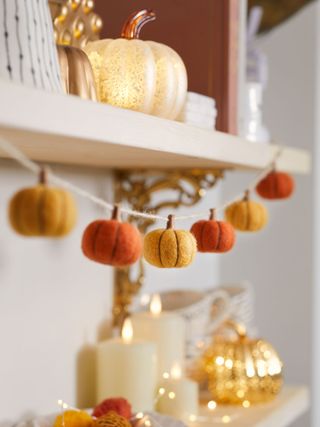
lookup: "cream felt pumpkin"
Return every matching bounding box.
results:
[83,9,187,119]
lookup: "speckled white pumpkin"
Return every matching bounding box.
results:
[83,10,187,119]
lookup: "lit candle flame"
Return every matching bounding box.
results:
[122,318,133,343]
[170,363,182,379]
[150,294,162,315]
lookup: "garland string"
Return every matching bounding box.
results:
[0,137,281,223]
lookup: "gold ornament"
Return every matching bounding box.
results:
[201,321,283,405]
[49,0,103,49]
[57,45,97,100]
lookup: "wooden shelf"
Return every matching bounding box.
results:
[0,80,310,173]
[192,386,309,427]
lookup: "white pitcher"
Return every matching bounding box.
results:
[159,289,231,359]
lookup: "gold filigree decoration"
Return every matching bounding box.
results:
[49,0,103,48]
[113,169,224,327]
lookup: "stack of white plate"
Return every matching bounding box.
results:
[178,92,217,130]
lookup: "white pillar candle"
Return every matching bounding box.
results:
[156,364,199,420]
[97,318,157,413]
[131,294,186,380]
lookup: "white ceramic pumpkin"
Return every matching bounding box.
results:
[83,10,187,119]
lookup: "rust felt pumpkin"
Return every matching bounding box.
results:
[143,215,197,268]
[256,170,294,200]
[9,169,77,237]
[82,206,143,267]
[225,191,268,232]
[191,209,235,253]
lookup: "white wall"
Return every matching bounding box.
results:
[0,162,114,422]
[312,2,320,427]
[220,5,316,427]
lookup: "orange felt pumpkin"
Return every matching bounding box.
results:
[191,209,235,253]
[256,170,294,200]
[81,206,143,267]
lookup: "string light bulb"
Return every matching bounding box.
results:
[208,400,217,410]
[168,392,176,400]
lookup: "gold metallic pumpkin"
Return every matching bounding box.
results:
[57,45,97,100]
[202,321,283,405]
[83,10,187,119]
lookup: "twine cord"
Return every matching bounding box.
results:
[0,137,281,223]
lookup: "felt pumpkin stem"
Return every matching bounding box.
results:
[166,214,175,230]
[244,190,250,201]
[209,208,216,220]
[112,205,121,221]
[121,9,156,39]
[39,167,48,185]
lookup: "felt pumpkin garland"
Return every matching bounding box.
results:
[191,208,236,253]
[256,169,295,200]
[225,191,268,232]
[81,205,143,267]
[143,214,197,268]
[9,168,77,237]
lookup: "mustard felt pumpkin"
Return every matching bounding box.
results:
[83,9,187,119]
[225,191,268,232]
[9,169,77,237]
[143,215,197,268]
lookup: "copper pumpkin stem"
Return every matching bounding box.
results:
[166,214,175,230]
[121,9,156,40]
[112,204,121,221]
[209,208,216,220]
[39,167,48,185]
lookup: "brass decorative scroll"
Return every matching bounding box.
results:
[113,169,224,327]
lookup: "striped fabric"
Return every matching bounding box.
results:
[0,0,62,92]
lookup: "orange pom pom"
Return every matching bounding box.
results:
[92,398,132,419]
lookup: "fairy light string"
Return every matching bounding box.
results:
[0,137,281,223]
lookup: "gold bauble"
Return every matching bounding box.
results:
[202,321,283,405]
